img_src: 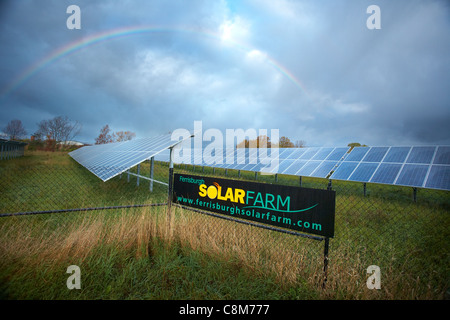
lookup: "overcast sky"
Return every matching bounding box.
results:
[0,0,449,147]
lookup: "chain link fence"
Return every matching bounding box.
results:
[171,163,450,299]
[0,151,169,215]
[0,151,448,299]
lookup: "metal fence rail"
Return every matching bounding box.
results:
[0,139,27,160]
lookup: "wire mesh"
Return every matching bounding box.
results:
[0,151,448,299]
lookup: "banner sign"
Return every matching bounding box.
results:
[172,173,335,238]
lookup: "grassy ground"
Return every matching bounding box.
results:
[0,151,168,213]
[0,207,305,300]
[0,151,448,299]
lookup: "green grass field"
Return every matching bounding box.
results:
[0,151,448,299]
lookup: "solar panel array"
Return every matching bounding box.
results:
[69,133,450,191]
[69,134,189,182]
[166,147,349,178]
[163,145,450,191]
[329,146,450,190]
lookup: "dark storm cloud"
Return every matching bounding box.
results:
[0,0,449,146]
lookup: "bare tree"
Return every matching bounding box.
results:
[4,119,27,140]
[95,125,136,144]
[36,116,81,148]
[294,140,306,148]
[114,131,136,142]
[95,124,114,145]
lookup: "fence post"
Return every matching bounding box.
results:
[327,179,332,191]
[322,237,330,289]
[149,157,154,192]
[167,147,174,216]
[136,164,140,186]
[322,179,333,289]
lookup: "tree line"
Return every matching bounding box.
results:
[2,117,81,151]
[236,135,368,149]
[2,118,136,151]
[94,124,136,144]
[3,118,367,151]
[236,135,306,148]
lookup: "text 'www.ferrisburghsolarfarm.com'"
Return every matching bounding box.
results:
[176,195,323,232]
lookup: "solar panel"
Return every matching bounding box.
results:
[311,148,334,160]
[192,148,203,165]
[285,148,306,159]
[322,145,450,190]
[382,147,411,163]
[296,160,322,176]
[326,147,350,161]
[154,149,170,162]
[310,161,338,178]
[283,159,308,175]
[362,147,389,162]
[329,161,358,180]
[230,161,248,170]
[273,159,295,174]
[159,143,450,191]
[69,134,191,182]
[345,147,369,161]
[349,162,379,182]
[433,146,450,165]
[395,164,429,187]
[406,146,436,164]
[246,162,268,172]
[299,148,320,160]
[425,165,450,190]
[370,163,402,184]
[279,148,295,159]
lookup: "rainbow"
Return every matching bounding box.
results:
[1,25,309,98]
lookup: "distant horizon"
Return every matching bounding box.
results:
[3,132,450,149]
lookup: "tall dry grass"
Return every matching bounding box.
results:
[0,205,445,299]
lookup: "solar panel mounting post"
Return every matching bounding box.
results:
[167,147,174,217]
[137,164,140,186]
[149,157,154,192]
